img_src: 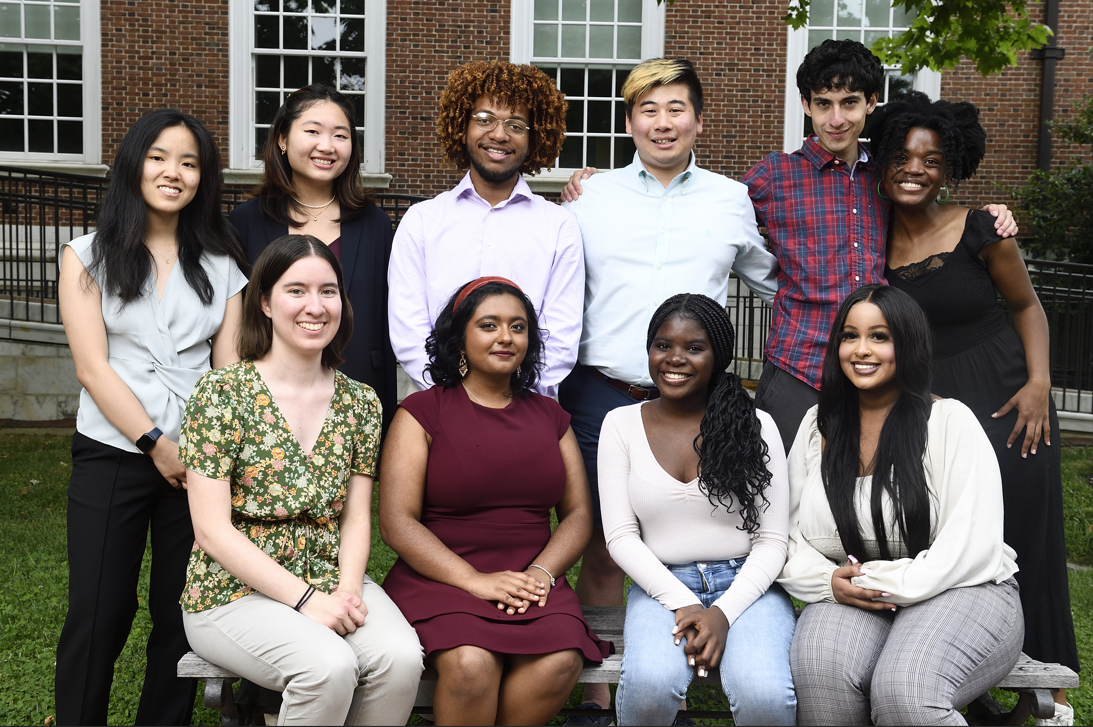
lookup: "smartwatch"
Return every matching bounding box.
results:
[136,427,163,454]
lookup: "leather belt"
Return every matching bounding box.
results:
[588,367,660,400]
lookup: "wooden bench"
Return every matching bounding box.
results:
[178,605,1078,725]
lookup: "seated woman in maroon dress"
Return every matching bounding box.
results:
[380,276,610,726]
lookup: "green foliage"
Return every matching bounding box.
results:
[1011,89,1093,264]
[783,0,1051,77]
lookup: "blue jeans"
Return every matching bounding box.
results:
[615,560,797,726]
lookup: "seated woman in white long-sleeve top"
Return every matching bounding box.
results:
[779,284,1022,726]
[598,294,796,727]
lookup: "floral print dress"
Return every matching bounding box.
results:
[178,360,381,612]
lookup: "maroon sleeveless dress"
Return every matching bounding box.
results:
[382,385,611,661]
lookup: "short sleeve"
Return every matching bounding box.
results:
[398,387,441,437]
[179,369,244,481]
[226,258,248,298]
[549,397,572,439]
[962,209,1004,258]
[350,386,382,477]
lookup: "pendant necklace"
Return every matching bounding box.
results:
[291,195,336,222]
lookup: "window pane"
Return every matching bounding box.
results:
[284,16,307,49]
[614,67,628,96]
[864,29,886,46]
[836,0,862,27]
[560,66,583,94]
[28,118,52,151]
[0,46,21,77]
[589,0,611,22]
[587,99,610,132]
[887,70,911,101]
[835,28,860,42]
[284,0,307,11]
[25,5,51,39]
[892,3,916,26]
[314,0,334,12]
[588,25,611,58]
[57,119,80,152]
[340,17,364,52]
[284,55,308,87]
[256,90,279,123]
[255,54,279,86]
[312,55,335,86]
[587,67,610,96]
[864,0,887,27]
[311,16,337,50]
[533,23,558,57]
[0,4,21,38]
[27,49,51,78]
[565,98,583,130]
[561,0,585,21]
[27,80,51,114]
[0,117,22,150]
[617,0,641,23]
[808,29,831,50]
[617,25,640,59]
[561,24,584,57]
[534,0,557,21]
[614,99,626,132]
[341,55,365,89]
[810,0,834,26]
[559,135,582,167]
[0,80,23,114]
[254,126,269,157]
[341,0,364,14]
[54,5,79,41]
[255,15,279,48]
[614,135,635,165]
[587,135,610,168]
[56,46,79,79]
[56,81,79,116]
[347,93,363,123]
[254,0,279,11]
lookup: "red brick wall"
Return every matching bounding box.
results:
[99,0,231,167]
[384,1,511,196]
[662,0,789,181]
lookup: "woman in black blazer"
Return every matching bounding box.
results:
[230,84,397,429]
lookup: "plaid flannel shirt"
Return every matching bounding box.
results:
[742,137,889,390]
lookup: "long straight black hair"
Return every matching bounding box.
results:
[87,109,246,306]
[817,285,934,560]
[646,294,772,535]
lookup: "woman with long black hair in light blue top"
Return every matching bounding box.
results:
[55,109,247,725]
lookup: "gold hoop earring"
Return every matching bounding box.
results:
[458,352,468,378]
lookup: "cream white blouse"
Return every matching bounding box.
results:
[777,399,1018,606]
[63,232,247,453]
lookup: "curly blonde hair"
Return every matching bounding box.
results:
[436,61,567,176]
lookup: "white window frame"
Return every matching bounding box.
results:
[511,0,665,191]
[227,0,388,186]
[0,0,103,171]
[782,24,940,153]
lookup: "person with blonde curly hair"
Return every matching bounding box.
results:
[388,60,584,399]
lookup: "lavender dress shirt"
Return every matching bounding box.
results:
[388,172,585,398]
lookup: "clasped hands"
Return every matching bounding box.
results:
[672,604,729,678]
[298,585,369,635]
[469,569,552,615]
[831,557,898,612]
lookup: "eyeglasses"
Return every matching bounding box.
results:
[471,112,532,137]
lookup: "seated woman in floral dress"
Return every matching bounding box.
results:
[178,234,423,726]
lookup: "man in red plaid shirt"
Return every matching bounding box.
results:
[743,39,1017,451]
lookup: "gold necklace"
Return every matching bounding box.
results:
[461,381,511,407]
[291,195,336,223]
[148,245,177,265]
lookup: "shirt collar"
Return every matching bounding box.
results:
[454,171,534,207]
[631,150,698,194]
[798,135,873,174]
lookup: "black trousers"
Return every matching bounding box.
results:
[56,432,196,726]
[754,361,821,455]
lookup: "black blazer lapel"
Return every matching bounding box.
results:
[339,216,363,294]
[262,213,288,246]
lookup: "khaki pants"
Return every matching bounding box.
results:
[182,576,423,726]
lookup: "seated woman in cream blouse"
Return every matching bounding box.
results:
[779,284,1022,727]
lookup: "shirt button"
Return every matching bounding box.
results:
[656,264,662,269]
[834,160,841,165]
[853,242,859,248]
[854,275,860,282]
[852,208,857,214]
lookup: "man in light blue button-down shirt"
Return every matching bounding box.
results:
[558,57,778,720]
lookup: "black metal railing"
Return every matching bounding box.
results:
[2,165,1091,415]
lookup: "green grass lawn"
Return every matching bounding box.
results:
[1,432,1091,725]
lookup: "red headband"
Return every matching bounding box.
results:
[453,276,523,312]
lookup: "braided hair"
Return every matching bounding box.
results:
[646,294,772,534]
[870,90,986,185]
